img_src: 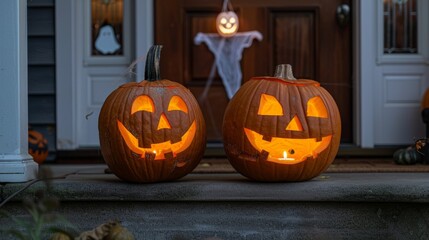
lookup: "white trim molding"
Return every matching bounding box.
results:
[0,0,38,182]
[361,0,429,147]
[56,0,78,149]
[358,0,377,148]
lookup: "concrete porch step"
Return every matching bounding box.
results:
[1,165,429,239]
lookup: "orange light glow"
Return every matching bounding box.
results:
[157,113,171,130]
[216,11,239,37]
[258,94,283,116]
[278,150,295,161]
[307,96,328,118]
[117,120,196,160]
[244,128,332,164]
[168,96,188,113]
[131,95,155,114]
[285,115,303,131]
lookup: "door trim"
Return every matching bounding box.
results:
[55,0,154,150]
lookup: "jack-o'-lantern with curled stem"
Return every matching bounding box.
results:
[222,64,341,182]
[99,45,206,182]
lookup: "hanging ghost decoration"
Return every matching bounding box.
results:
[95,24,121,55]
[194,31,263,99]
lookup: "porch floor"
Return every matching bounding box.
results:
[1,158,429,239]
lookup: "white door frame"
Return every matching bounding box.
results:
[359,0,429,147]
[55,0,153,150]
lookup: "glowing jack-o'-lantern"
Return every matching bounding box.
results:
[99,45,206,182]
[28,128,49,164]
[222,64,341,182]
[216,11,239,37]
[116,95,196,160]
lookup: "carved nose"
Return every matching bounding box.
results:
[285,115,303,131]
[157,113,171,130]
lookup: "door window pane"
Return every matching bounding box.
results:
[383,0,417,54]
[91,0,124,56]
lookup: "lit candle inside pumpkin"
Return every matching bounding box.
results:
[278,150,294,161]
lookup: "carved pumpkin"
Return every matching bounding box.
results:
[99,45,206,182]
[223,64,341,181]
[216,11,239,37]
[28,128,48,164]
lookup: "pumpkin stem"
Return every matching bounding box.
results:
[145,45,163,81]
[274,64,296,80]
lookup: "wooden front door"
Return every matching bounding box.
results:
[155,0,352,143]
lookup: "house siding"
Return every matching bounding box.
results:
[27,0,56,161]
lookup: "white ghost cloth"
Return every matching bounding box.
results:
[95,25,121,55]
[194,31,263,99]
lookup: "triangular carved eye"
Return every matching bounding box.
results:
[258,94,283,116]
[131,95,154,114]
[307,96,328,118]
[168,96,188,113]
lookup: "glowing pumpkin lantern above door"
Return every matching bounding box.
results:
[216,0,239,37]
[222,64,341,182]
[216,11,239,37]
[98,45,206,183]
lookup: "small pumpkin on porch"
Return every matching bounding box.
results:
[222,64,341,181]
[28,128,49,164]
[393,146,422,165]
[98,45,206,182]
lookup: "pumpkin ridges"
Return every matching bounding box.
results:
[223,67,341,181]
[122,88,141,181]
[99,78,205,182]
[231,80,258,161]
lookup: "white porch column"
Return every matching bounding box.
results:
[0,0,38,182]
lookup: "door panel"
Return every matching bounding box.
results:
[78,0,134,147]
[156,0,352,143]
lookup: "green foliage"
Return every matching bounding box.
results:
[0,167,135,239]
[0,168,77,240]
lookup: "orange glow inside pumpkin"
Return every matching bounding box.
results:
[245,128,332,164]
[245,93,332,164]
[118,120,196,160]
[157,113,171,130]
[117,95,196,160]
[307,96,328,118]
[258,94,283,116]
[168,96,188,113]
[132,95,154,114]
[285,115,303,131]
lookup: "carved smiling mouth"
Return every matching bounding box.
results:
[244,128,332,164]
[117,120,196,160]
[219,24,238,34]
